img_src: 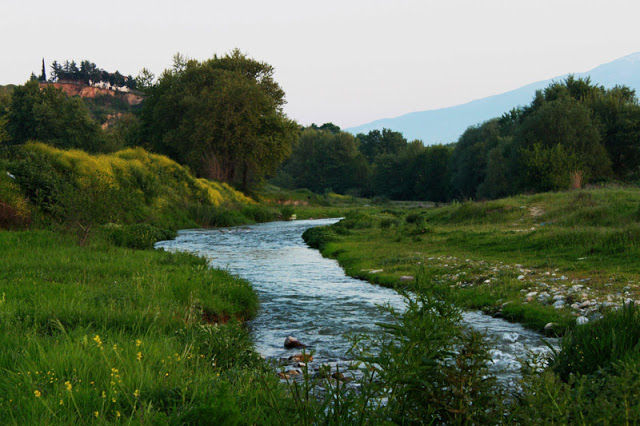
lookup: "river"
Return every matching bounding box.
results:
[156,218,556,382]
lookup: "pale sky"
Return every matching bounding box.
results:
[2,0,640,128]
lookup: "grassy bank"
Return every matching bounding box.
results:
[0,230,282,423]
[303,187,640,333]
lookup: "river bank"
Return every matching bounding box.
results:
[303,187,640,334]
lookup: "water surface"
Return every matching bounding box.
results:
[156,218,555,380]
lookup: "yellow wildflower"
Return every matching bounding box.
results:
[65,381,72,391]
[136,339,142,347]
[137,351,143,361]
[116,411,121,418]
[94,411,99,418]
[93,335,103,349]
[59,400,64,405]
[134,389,140,398]
[34,390,41,398]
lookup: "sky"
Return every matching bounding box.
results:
[2,0,640,128]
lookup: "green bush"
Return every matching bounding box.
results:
[102,223,177,249]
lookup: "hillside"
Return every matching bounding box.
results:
[346,52,640,144]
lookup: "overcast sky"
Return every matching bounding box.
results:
[2,0,640,128]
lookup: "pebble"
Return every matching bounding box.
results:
[576,316,589,325]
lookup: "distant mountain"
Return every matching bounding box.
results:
[346,52,640,145]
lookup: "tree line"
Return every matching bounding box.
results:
[2,52,298,191]
[34,59,138,90]
[274,76,640,201]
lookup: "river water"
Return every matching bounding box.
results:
[156,218,556,382]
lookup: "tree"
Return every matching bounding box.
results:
[357,128,408,163]
[141,50,298,189]
[135,68,155,91]
[281,128,368,194]
[7,80,105,151]
[516,96,611,182]
[39,58,46,82]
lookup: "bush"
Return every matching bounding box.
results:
[102,223,176,249]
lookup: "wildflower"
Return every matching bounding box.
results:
[102,391,106,398]
[136,352,142,361]
[65,381,72,391]
[94,411,99,418]
[116,411,121,418]
[112,397,116,403]
[134,389,140,398]
[93,335,103,349]
[59,400,64,405]
[136,339,142,347]
[112,344,118,351]
[34,390,41,398]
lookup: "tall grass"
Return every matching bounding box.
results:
[0,231,275,423]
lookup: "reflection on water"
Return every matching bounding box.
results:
[156,219,556,380]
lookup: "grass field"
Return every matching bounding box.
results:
[0,230,283,424]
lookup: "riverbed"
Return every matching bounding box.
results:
[156,218,556,382]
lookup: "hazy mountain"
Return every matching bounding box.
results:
[346,52,640,145]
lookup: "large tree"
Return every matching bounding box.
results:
[7,80,105,151]
[141,50,298,189]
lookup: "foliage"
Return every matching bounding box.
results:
[101,223,176,250]
[49,59,137,90]
[4,143,253,237]
[6,81,106,151]
[279,128,368,194]
[550,302,640,380]
[141,50,298,189]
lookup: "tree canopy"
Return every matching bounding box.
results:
[6,80,105,151]
[141,50,298,189]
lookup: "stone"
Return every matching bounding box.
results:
[571,303,580,310]
[553,295,564,301]
[525,291,538,298]
[517,275,525,280]
[288,353,313,363]
[399,276,414,282]
[576,316,589,326]
[284,336,307,349]
[579,301,591,309]
[553,300,565,309]
[544,322,557,331]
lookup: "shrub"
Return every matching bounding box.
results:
[102,223,176,250]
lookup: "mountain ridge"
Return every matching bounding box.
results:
[346,52,640,144]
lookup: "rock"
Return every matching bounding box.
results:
[288,353,313,363]
[284,336,307,349]
[553,300,565,309]
[370,269,383,274]
[576,316,589,325]
[526,291,538,298]
[517,275,525,280]
[553,295,564,301]
[544,322,557,331]
[571,303,580,310]
[399,276,414,282]
[579,301,591,309]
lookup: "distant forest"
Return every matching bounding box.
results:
[274,76,640,201]
[33,59,137,90]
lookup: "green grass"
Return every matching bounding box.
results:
[0,230,287,424]
[303,187,640,333]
